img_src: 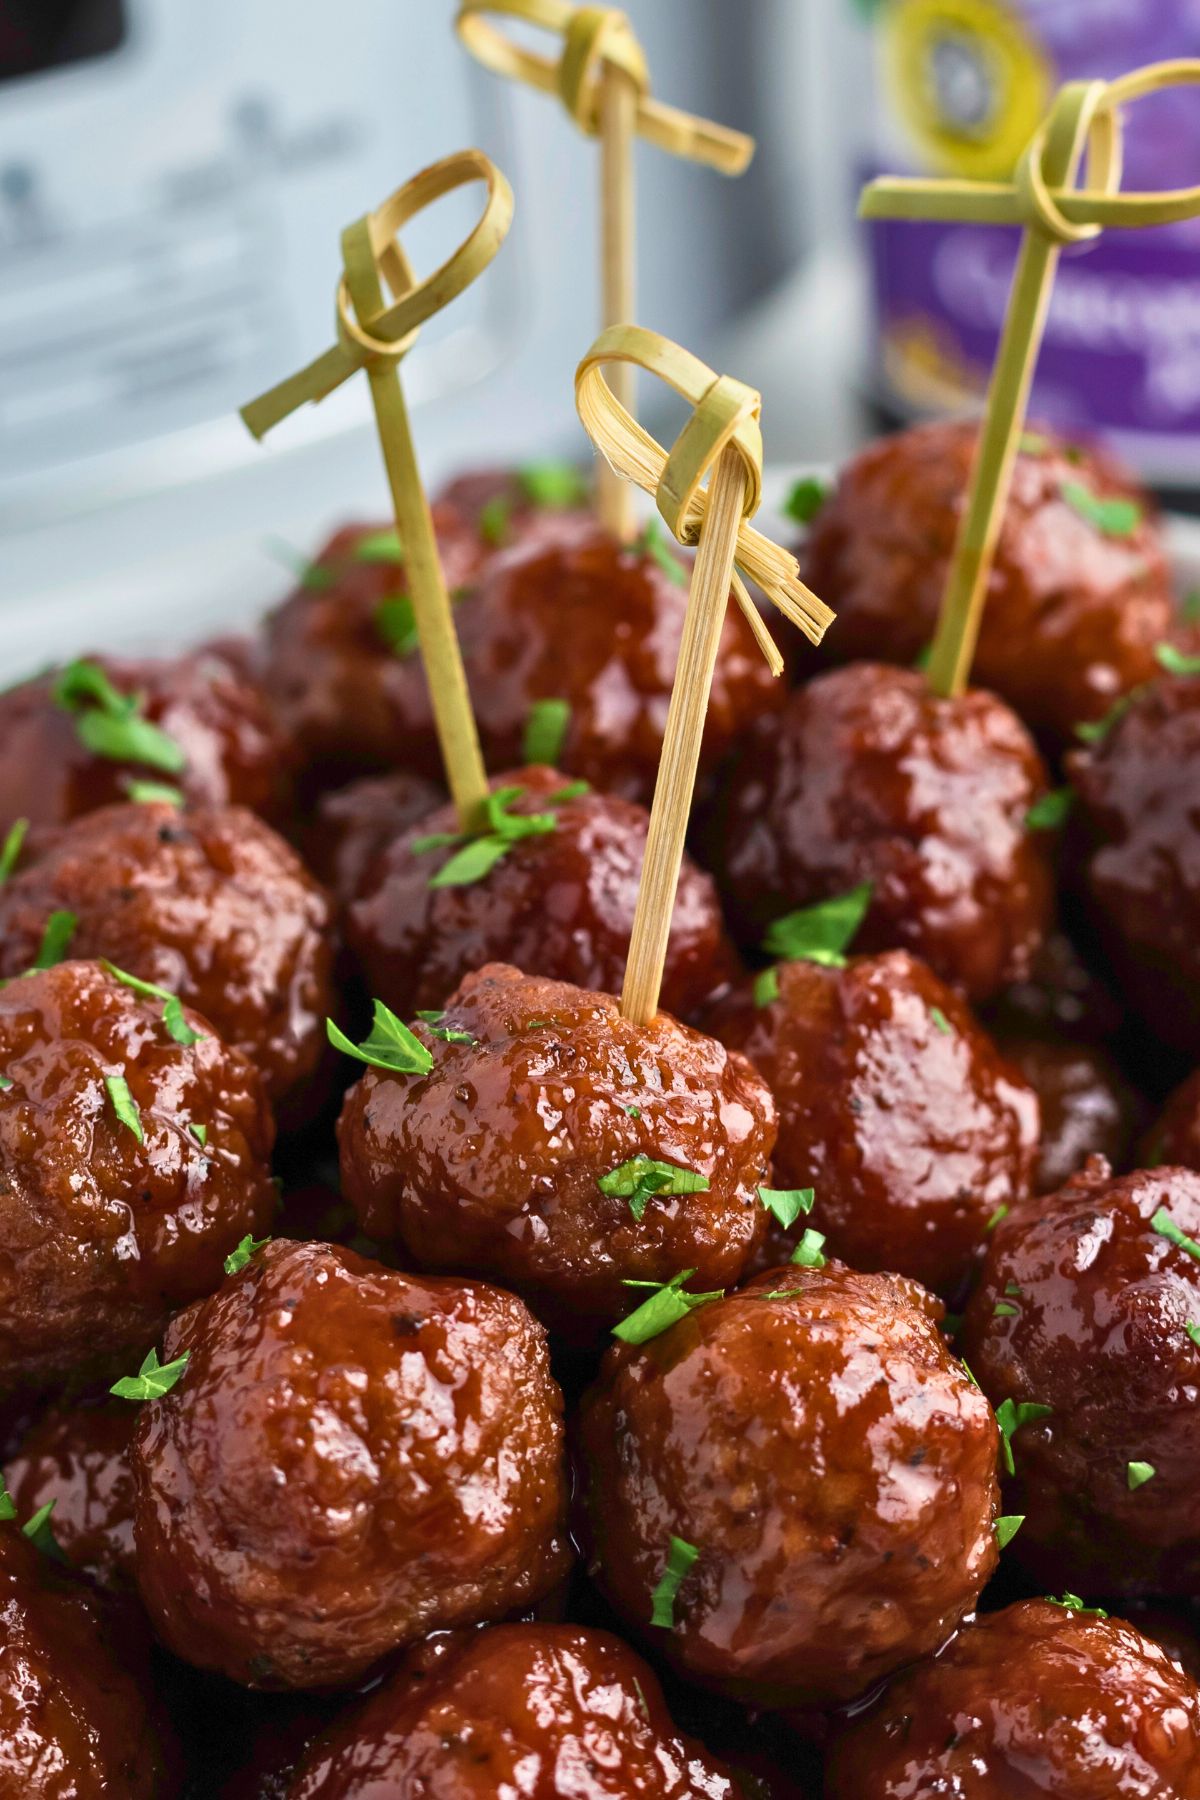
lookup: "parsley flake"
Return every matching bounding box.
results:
[420,784,563,890]
[625,1105,642,1120]
[54,660,186,776]
[790,1228,827,1268]
[762,883,873,969]
[1153,1206,1200,1263]
[34,909,77,969]
[110,1346,190,1402]
[522,697,571,767]
[415,1010,476,1046]
[353,528,405,564]
[986,1203,1010,1232]
[123,779,184,807]
[995,1398,1052,1476]
[782,475,830,526]
[0,1477,13,1522]
[1155,643,1200,678]
[0,819,28,886]
[1075,694,1133,746]
[613,1270,724,1344]
[1046,1593,1108,1619]
[0,1076,11,1092]
[100,962,204,1047]
[22,1499,66,1563]
[327,1001,433,1077]
[104,1073,144,1144]
[753,966,781,1008]
[375,595,417,656]
[224,1234,270,1276]
[758,1186,815,1230]
[189,1123,208,1148]
[639,518,688,585]
[598,1155,709,1223]
[479,495,513,547]
[930,1006,953,1036]
[1060,481,1142,539]
[1026,787,1072,831]
[519,461,589,509]
[995,1514,1025,1549]
[1127,1460,1156,1491]
[650,1536,699,1629]
[1188,1322,1200,1350]
[1183,591,1200,625]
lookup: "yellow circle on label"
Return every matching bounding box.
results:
[881,0,1053,181]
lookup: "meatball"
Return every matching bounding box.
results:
[804,419,1173,745]
[454,524,785,806]
[825,1599,1200,1798]
[344,767,739,1024]
[287,1624,739,1798]
[578,1261,1000,1708]
[1000,1034,1142,1193]
[0,1526,174,1796]
[337,964,775,1338]
[130,1238,571,1689]
[0,650,295,832]
[983,927,1125,1045]
[303,770,443,905]
[1146,1071,1200,1172]
[705,949,1039,1296]
[1070,672,1200,1057]
[713,663,1054,1003]
[0,960,275,1393]
[6,1397,136,1589]
[434,461,593,554]
[0,801,334,1108]
[962,1162,1200,1595]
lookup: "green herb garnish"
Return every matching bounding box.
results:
[1075,694,1134,746]
[104,1073,143,1144]
[522,697,571,767]
[53,660,186,776]
[639,518,688,585]
[1026,787,1073,831]
[1046,1593,1108,1619]
[782,475,830,526]
[986,1203,1010,1232]
[1187,1321,1200,1349]
[753,966,781,1008]
[762,882,873,969]
[375,595,417,656]
[0,819,28,886]
[598,1155,709,1223]
[353,528,405,564]
[1127,1460,1156,1491]
[224,1234,270,1276]
[110,1346,190,1402]
[790,1229,827,1269]
[1152,1206,1200,1262]
[995,1514,1025,1548]
[1155,643,1200,678]
[189,1123,208,1148]
[1060,480,1142,539]
[327,1001,434,1077]
[100,962,204,1047]
[415,1010,476,1046]
[123,779,184,806]
[649,1535,699,1629]
[479,495,513,547]
[421,785,561,890]
[613,1270,724,1345]
[995,1398,1052,1476]
[33,910,77,969]
[22,1500,66,1563]
[930,1006,952,1036]
[625,1105,641,1119]
[1183,591,1200,625]
[758,1186,815,1230]
[519,460,588,509]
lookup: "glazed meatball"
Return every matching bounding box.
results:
[287,1624,739,1799]
[0,960,275,1393]
[434,461,593,552]
[0,801,334,1108]
[983,927,1126,1045]
[1146,1071,1200,1171]
[338,964,775,1338]
[6,1398,136,1589]
[1070,672,1200,1057]
[0,1526,174,1796]
[804,419,1173,745]
[713,663,1054,1003]
[0,650,294,832]
[706,949,1039,1296]
[303,770,443,905]
[578,1261,1000,1708]
[454,524,785,806]
[826,1599,1200,1798]
[962,1162,1200,1595]
[130,1238,571,1689]
[261,517,485,789]
[344,767,739,1024]
[1000,1034,1142,1192]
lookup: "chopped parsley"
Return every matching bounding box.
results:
[328,1001,433,1077]
[22,1500,66,1563]
[753,966,781,1008]
[1075,693,1133,745]
[995,1514,1025,1549]
[1155,643,1200,678]
[598,1155,709,1223]
[522,697,571,767]
[479,495,513,547]
[930,1006,952,1036]
[625,1105,641,1120]
[762,882,872,969]
[416,784,570,890]
[995,1398,1052,1476]
[1187,1322,1200,1349]
[353,528,405,564]
[189,1123,208,1149]
[613,1270,724,1344]
[994,1280,1022,1318]
[638,518,688,585]
[100,962,204,1047]
[1046,1593,1108,1619]
[123,779,184,807]
[53,660,186,776]
[0,819,28,886]
[1127,1460,1156,1491]
[1060,480,1142,539]
[1183,591,1200,625]
[1152,1206,1200,1262]
[104,1073,143,1144]
[758,1185,815,1230]
[33,909,76,969]
[782,475,830,526]
[375,594,417,656]
[224,1234,270,1276]
[1026,787,1072,831]
[986,1203,1010,1232]
[790,1228,827,1269]
[0,1478,13,1522]
[519,460,589,509]
[649,1535,699,1629]
[110,1346,190,1401]
[415,1010,476,1046]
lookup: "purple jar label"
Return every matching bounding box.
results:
[864,0,1200,480]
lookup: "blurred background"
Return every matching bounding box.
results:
[3,0,1200,667]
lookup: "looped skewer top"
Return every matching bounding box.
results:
[860,57,1200,240]
[241,149,514,441]
[456,0,753,173]
[575,326,834,672]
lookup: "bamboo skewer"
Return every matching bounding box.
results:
[860,58,1200,699]
[239,150,513,831]
[574,325,835,1023]
[456,1,754,544]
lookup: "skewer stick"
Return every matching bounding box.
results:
[860,57,1200,698]
[574,325,836,1024]
[621,448,745,1022]
[240,151,512,831]
[598,60,639,542]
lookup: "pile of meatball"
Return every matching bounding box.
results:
[3,437,1200,1797]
